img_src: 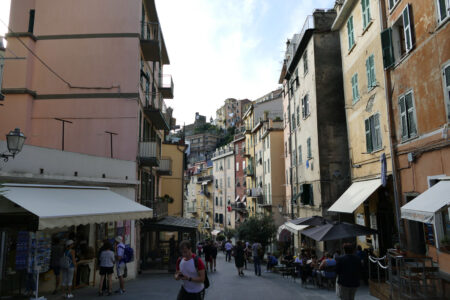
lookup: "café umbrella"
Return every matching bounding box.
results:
[300,221,377,242]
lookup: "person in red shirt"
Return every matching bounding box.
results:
[175,240,206,300]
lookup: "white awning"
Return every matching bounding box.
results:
[328,179,382,213]
[211,229,221,236]
[401,180,450,224]
[235,196,240,202]
[277,222,308,239]
[0,184,153,230]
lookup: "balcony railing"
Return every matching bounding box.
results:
[286,15,314,70]
[159,74,174,99]
[244,165,254,176]
[138,140,160,166]
[140,21,161,62]
[157,157,172,175]
[186,205,197,214]
[142,94,170,130]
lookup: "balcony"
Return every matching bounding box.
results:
[244,165,254,177]
[159,74,174,99]
[157,157,172,175]
[205,206,212,214]
[140,21,162,62]
[186,205,197,214]
[231,202,248,214]
[138,140,160,167]
[143,95,170,130]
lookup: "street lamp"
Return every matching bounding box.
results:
[1,128,26,162]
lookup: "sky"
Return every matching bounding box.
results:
[0,0,336,125]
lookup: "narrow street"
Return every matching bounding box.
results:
[46,253,376,300]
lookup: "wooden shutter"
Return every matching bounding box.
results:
[307,138,311,158]
[403,4,414,51]
[365,118,373,152]
[399,95,408,139]
[347,17,354,50]
[366,57,371,89]
[405,92,417,137]
[381,28,395,69]
[302,97,306,119]
[298,145,302,164]
[370,55,376,87]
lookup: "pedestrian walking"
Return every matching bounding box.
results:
[50,237,64,295]
[175,240,206,300]
[211,241,218,272]
[252,242,262,276]
[225,240,233,262]
[114,236,126,294]
[98,240,115,296]
[196,242,203,257]
[60,240,77,299]
[234,241,245,276]
[203,240,213,272]
[336,243,361,300]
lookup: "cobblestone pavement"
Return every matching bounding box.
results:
[44,253,376,300]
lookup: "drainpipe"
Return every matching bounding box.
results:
[177,144,186,217]
[378,0,403,247]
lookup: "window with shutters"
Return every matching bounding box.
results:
[361,0,371,30]
[398,91,418,141]
[303,51,308,75]
[443,63,450,123]
[298,145,302,165]
[352,73,360,103]
[302,94,310,119]
[267,159,270,173]
[291,113,296,130]
[388,0,401,11]
[365,113,382,152]
[307,137,312,158]
[436,0,449,23]
[296,106,300,125]
[365,55,376,90]
[295,68,300,88]
[347,16,355,50]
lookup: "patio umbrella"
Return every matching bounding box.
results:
[300,221,377,242]
[289,215,330,226]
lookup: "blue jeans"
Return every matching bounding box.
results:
[226,250,232,262]
[253,256,261,275]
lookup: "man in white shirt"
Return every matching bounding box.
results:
[225,240,233,262]
[114,236,126,294]
[175,240,206,300]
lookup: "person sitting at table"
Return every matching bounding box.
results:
[282,250,294,266]
[265,253,278,272]
[318,252,337,287]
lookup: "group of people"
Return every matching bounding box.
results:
[49,236,128,298]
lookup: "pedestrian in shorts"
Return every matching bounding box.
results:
[98,241,115,296]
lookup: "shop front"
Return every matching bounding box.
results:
[140,216,198,272]
[0,184,153,297]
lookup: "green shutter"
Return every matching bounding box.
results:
[366,58,371,89]
[399,96,408,139]
[365,118,373,152]
[381,28,395,69]
[405,93,417,137]
[370,55,376,87]
[307,137,311,158]
[347,17,354,50]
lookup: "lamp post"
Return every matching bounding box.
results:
[1,128,26,162]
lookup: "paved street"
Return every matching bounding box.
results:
[45,253,376,300]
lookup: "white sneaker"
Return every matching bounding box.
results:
[67,294,74,298]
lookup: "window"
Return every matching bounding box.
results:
[220,179,222,188]
[443,64,450,122]
[215,179,218,188]
[220,197,223,206]
[28,10,35,33]
[366,55,376,90]
[300,184,314,205]
[264,161,266,173]
[399,91,418,140]
[352,73,360,103]
[347,16,355,50]
[292,147,297,165]
[298,145,302,165]
[291,113,296,129]
[295,69,300,88]
[302,94,310,119]
[388,0,401,10]
[307,138,312,158]
[303,51,308,75]
[227,177,230,188]
[361,0,371,29]
[219,214,223,224]
[437,0,450,22]
[215,197,218,205]
[267,159,270,173]
[236,162,239,171]
[215,213,218,223]
[381,4,415,68]
[365,113,382,152]
[286,170,289,185]
[227,158,230,169]
[268,184,271,203]
[296,106,300,125]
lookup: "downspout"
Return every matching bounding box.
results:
[378,0,403,247]
[177,144,185,217]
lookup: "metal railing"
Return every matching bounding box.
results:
[139,140,160,159]
[158,158,172,172]
[286,15,314,69]
[140,21,160,41]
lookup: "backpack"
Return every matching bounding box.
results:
[176,256,210,289]
[60,250,72,269]
[119,245,134,263]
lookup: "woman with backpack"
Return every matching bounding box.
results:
[98,241,115,296]
[61,240,77,299]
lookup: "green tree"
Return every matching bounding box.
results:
[236,215,277,248]
[224,228,236,240]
